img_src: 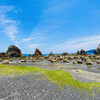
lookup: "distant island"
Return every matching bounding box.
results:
[86,49,95,54]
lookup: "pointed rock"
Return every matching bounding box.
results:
[33,48,43,58]
[48,52,55,57]
[76,50,80,55]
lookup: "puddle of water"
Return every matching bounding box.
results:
[0,59,100,71]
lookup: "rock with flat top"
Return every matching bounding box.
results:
[73,60,83,64]
[21,59,26,62]
[61,52,68,56]
[76,69,83,72]
[3,60,9,64]
[97,60,100,64]
[86,61,93,65]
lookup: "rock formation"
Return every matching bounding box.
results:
[76,50,80,55]
[48,52,55,57]
[80,49,86,55]
[61,52,68,56]
[3,60,9,64]
[0,52,9,58]
[94,44,100,55]
[73,60,83,64]
[33,48,43,58]
[6,45,22,57]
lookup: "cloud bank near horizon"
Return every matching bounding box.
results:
[49,35,100,54]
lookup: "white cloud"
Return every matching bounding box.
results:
[0,6,14,13]
[3,25,18,40]
[19,32,46,43]
[28,44,40,49]
[44,0,80,14]
[21,38,34,42]
[0,5,19,41]
[50,35,100,53]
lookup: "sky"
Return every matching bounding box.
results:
[0,0,100,54]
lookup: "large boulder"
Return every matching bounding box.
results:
[97,60,100,64]
[21,59,26,62]
[6,45,22,57]
[94,44,100,55]
[3,60,9,64]
[61,52,68,56]
[86,61,93,65]
[33,48,43,58]
[62,59,70,63]
[80,49,86,55]
[73,60,83,64]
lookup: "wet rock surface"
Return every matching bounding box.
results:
[0,74,99,100]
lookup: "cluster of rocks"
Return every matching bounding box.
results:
[0,45,23,64]
[0,45,22,58]
[1,44,100,65]
[76,49,86,55]
[44,48,100,65]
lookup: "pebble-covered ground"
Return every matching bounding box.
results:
[0,74,100,100]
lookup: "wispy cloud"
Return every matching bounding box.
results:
[0,5,19,41]
[28,44,41,49]
[44,0,80,15]
[0,5,14,13]
[50,35,100,53]
[21,37,34,42]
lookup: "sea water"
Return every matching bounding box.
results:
[23,53,94,57]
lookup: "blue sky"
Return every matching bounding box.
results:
[0,0,100,54]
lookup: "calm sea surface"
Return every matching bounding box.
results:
[23,53,94,57]
[23,54,49,57]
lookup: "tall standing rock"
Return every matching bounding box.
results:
[80,49,86,55]
[94,44,100,55]
[6,45,22,57]
[48,52,55,57]
[76,50,80,55]
[33,48,43,58]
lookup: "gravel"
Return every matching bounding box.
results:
[0,74,99,100]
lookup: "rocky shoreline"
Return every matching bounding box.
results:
[0,45,100,100]
[1,45,100,73]
[1,45,100,66]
